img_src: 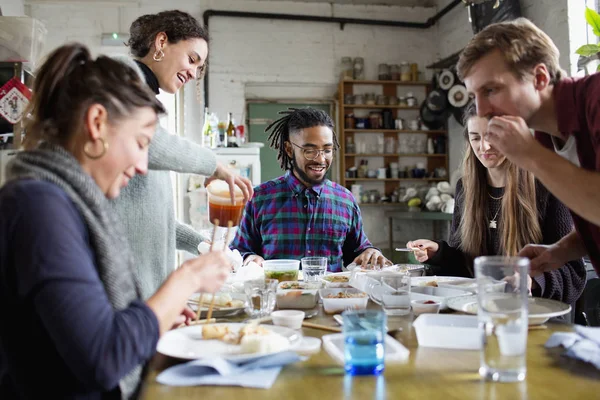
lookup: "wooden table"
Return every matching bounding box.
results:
[140,307,600,400]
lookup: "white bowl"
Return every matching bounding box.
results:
[411,299,441,315]
[271,310,305,330]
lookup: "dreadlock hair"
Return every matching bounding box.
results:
[265,107,339,170]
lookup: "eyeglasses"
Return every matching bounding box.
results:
[289,142,335,161]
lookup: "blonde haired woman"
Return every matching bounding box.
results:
[408,105,585,304]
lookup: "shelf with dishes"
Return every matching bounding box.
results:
[344,153,446,158]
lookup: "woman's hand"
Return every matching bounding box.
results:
[205,162,254,204]
[406,239,439,263]
[170,306,196,330]
[184,251,231,293]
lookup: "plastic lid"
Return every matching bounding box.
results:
[206,179,244,203]
[294,337,322,355]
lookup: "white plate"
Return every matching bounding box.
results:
[187,292,246,317]
[446,295,572,325]
[157,323,302,361]
[322,333,409,365]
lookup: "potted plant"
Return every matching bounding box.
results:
[576,7,600,74]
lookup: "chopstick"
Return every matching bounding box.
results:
[302,321,342,333]
[194,293,205,321]
[205,220,233,321]
[528,324,548,331]
[178,318,216,329]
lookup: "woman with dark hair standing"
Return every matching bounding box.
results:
[407,104,585,305]
[0,43,231,399]
[111,10,254,299]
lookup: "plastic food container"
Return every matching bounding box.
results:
[271,310,305,330]
[276,281,320,309]
[205,179,245,227]
[413,314,481,350]
[320,272,352,288]
[319,288,368,314]
[263,259,300,282]
[411,299,441,315]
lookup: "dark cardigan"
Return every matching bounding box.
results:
[427,179,586,305]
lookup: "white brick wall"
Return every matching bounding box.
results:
[0,0,24,16]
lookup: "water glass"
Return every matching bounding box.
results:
[244,279,278,318]
[342,309,386,376]
[368,272,411,316]
[475,256,529,382]
[302,256,328,282]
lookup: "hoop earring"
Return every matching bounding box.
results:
[83,137,108,160]
[153,49,164,62]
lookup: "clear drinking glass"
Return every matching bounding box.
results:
[301,256,328,283]
[342,309,386,376]
[244,279,278,318]
[475,256,529,382]
[368,272,411,316]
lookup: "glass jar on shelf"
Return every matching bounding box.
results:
[378,63,390,80]
[353,57,365,80]
[400,62,411,82]
[346,135,356,153]
[365,93,376,105]
[344,112,355,129]
[398,96,408,107]
[341,57,353,80]
[390,64,400,81]
[406,92,417,107]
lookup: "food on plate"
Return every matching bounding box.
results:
[423,300,437,304]
[201,323,272,345]
[323,275,350,283]
[240,331,290,354]
[424,281,438,287]
[324,291,367,299]
[264,269,299,282]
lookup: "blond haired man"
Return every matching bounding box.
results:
[457,17,600,276]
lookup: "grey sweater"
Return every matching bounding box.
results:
[110,57,217,299]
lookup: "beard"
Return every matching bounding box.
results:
[291,153,328,187]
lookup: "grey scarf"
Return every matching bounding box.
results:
[7,144,144,399]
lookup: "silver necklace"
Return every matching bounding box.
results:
[488,193,502,229]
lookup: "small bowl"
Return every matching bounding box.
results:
[411,299,441,315]
[271,310,305,330]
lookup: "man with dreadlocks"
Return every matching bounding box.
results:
[230,108,390,272]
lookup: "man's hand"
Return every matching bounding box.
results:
[244,254,265,266]
[205,162,254,204]
[353,248,392,269]
[486,116,542,167]
[518,244,566,276]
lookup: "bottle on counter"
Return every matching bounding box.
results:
[226,112,237,147]
[201,107,212,148]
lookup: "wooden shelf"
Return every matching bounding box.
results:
[342,80,430,86]
[343,104,420,110]
[345,129,447,134]
[345,153,446,157]
[345,178,446,182]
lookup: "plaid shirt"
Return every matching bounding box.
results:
[231,171,374,272]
